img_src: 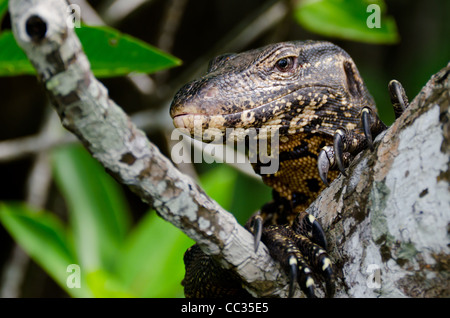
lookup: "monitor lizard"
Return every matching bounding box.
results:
[170,40,408,298]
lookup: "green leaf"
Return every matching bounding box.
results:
[75,25,181,77]
[116,211,194,297]
[86,269,135,298]
[0,25,181,77]
[0,31,35,76]
[51,145,131,273]
[294,0,399,44]
[231,172,271,224]
[199,164,238,211]
[0,202,89,297]
[0,0,8,27]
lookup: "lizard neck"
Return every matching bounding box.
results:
[252,132,339,222]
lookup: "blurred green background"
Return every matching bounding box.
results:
[0,0,448,297]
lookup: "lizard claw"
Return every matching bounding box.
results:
[247,211,328,298]
[333,129,348,176]
[286,253,315,298]
[318,145,352,186]
[388,79,409,119]
[293,212,328,250]
[317,146,333,186]
[252,214,263,253]
[288,255,298,298]
[361,107,374,150]
[263,225,319,298]
[258,210,334,298]
[319,129,363,186]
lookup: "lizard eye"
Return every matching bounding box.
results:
[275,56,295,72]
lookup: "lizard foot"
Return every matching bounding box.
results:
[318,80,410,185]
[247,211,334,298]
[318,98,393,185]
[317,127,368,185]
[361,106,387,150]
[317,145,352,186]
[361,80,409,151]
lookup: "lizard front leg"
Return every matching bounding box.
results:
[247,207,334,298]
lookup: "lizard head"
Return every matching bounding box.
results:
[170,40,375,140]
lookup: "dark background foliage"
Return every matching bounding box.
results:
[0,0,448,297]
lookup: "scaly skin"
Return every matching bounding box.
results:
[170,40,381,297]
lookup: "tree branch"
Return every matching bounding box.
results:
[309,63,450,297]
[10,0,449,298]
[10,0,288,297]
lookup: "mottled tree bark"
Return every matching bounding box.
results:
[309,64,450,297]
[10,0,449,298]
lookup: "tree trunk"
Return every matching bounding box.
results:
[309,64,450,297]
[10,0,449,298]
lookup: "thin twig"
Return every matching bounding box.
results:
[0,107,55,298]
[9,0,288,297]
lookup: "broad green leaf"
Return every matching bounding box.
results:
[294,0,399,44]
[51,145,131,273]
[0,31,35,76]
[199,164,238,211]
[231,172,271,224]
[75,25,181,77]
[86,269,135,298]
[0,202,89,297]
[0,25,181,77]
[117,211,194,297]
[0,0,8,27]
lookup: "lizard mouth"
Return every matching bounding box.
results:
[172,113,203,129]
[172,112,228,136]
